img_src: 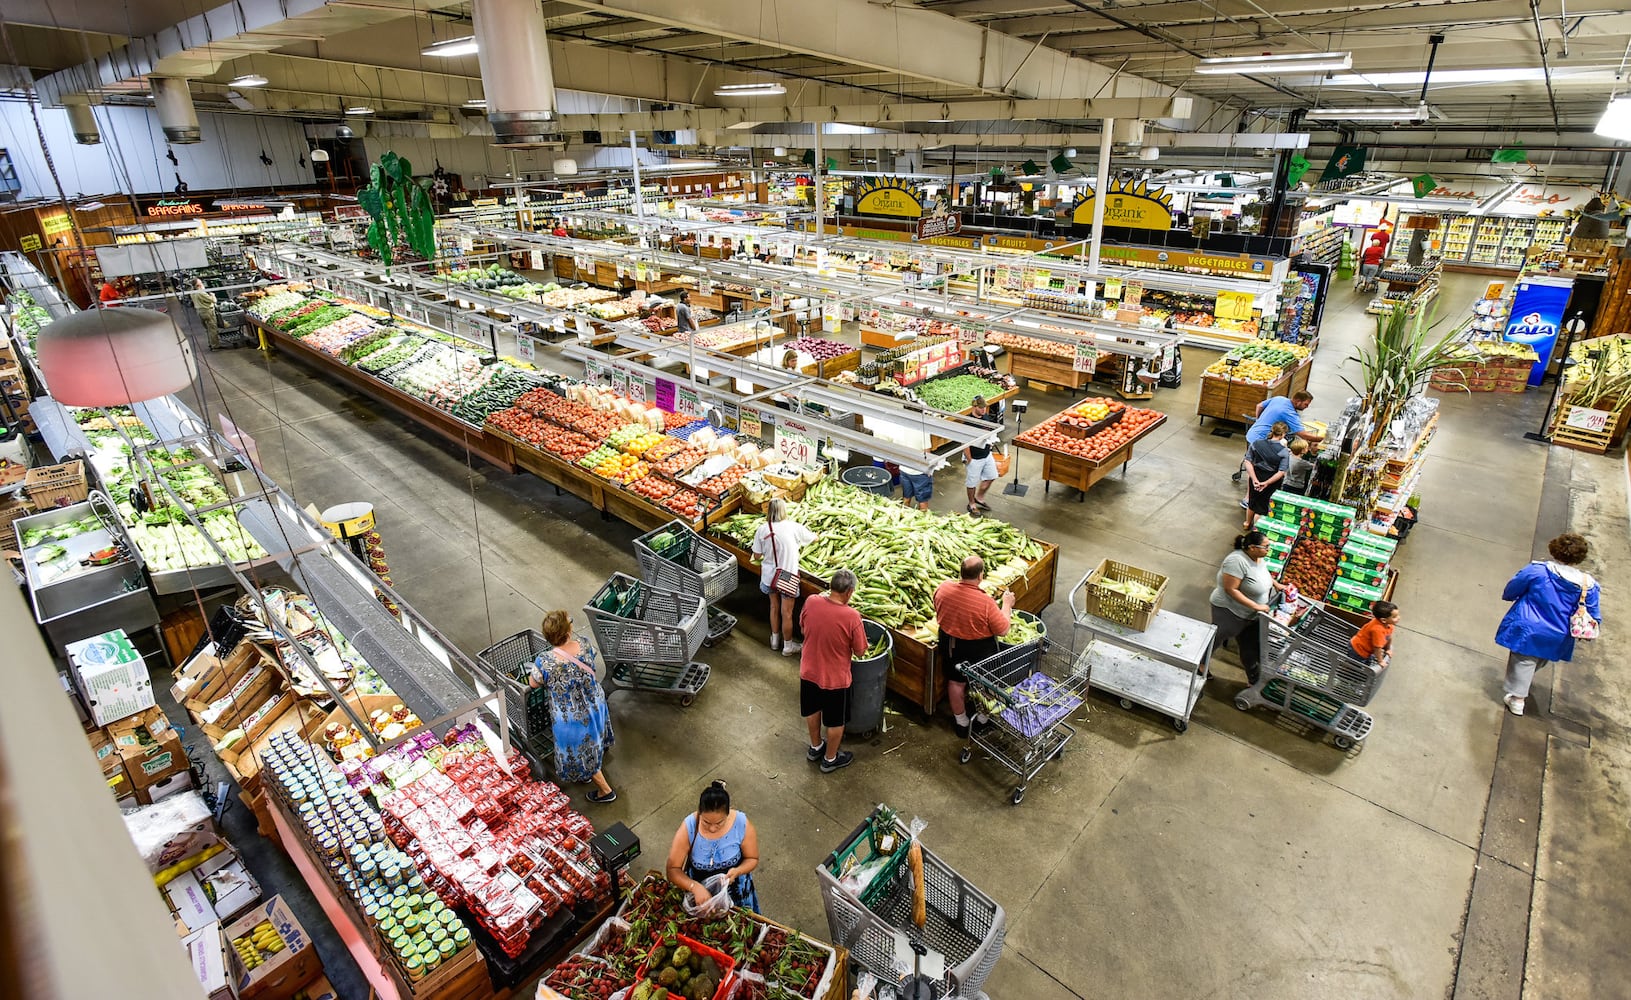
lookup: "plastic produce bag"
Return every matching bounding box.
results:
[681,873,734,918]
[852,972,878,1000]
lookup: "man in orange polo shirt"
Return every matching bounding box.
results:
[933,556,1014,737]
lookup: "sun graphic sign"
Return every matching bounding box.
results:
[855,177,927,219]
[1070,178,1175,230]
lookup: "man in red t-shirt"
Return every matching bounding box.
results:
[799,568,868,773]
[933,556,1014,737]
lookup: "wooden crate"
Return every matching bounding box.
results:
[1197,369,1291,423]
[1549,402,1619,454]
[1008,349,1091,390]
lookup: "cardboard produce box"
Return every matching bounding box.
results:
[67,628,155,726]
[226,895,323,1000]
[109,706,190,792]
[182,922,242,1000]
[291,975,338,1000]
[142,768,196,805]
[165,839,263,926]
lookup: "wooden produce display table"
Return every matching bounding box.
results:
[1008,347,1093,390]
[1013,413,1168,500]
[1196,366,1294,425]
[252,319,518,472]
[711,534,1059,715]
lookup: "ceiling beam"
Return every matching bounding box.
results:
[558,97,1192,133]
[703,130,1309,152]
[553,0,1210,120]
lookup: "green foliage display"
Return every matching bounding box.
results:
[358,151,436,266]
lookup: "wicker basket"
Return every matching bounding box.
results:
[1079,558,1168,630]
[24,461,88,509]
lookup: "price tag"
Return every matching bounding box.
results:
[772,291,784,312]
[654,377,677,412]
[676,387,701,417]
[718,402,740,431]
[586,359,609,385]
[822,304,842,332]
[1124,281,1143,307]
[529,250,545,270]
[776,418,817,466]
[1073,339,1098,374]
[1564,406,1612,432]
[515,334,536,363]
[700,277,713,295]
[1104,278,1123,301]
[958,322,986,350]
[740,409,762,440]
[1031,269,1052,290]
[1215,290,1255,321]
[636,262,649,282]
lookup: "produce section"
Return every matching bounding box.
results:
[1013,398,1168,498]
[1197,339,1314,423]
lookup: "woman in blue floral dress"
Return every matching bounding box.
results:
[528,610,617,803]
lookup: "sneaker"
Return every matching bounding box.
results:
[954,721,971,739]
[1239,499,1249,510]
[782,641,802,656]
[820,750,855,773]
[806,740,826,763]
[1504,694,1525,716]
[586,788,618,804]
[770,635,781,651]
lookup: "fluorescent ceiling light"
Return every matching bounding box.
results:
[346,106,374,115]
[1304,103,1429,122]
[74,200,106,211]
[1196,51,1352,75]
[422,36,478,57]
[230,73,268,88]
[714,83,786,97]
[464,98,487,108]
[1597,97,1631,141]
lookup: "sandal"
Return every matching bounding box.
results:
[975,500,992,511]
[967,505,982,518]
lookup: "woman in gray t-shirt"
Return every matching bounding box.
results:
[1209,530,1284,684]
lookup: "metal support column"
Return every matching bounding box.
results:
[630,131,646,219]
[815,125,825,239]
[1089,118,1114,271]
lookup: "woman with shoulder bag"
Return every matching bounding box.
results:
[1495,533,1602,716]
[665,780,761,913]
[751,498,816,655]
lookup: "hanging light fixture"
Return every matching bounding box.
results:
[773,146,787,156]
[713,82,787,97]
[37,308,197,406]
[346,106,374,115]
[422,35,479,57]
[1195,51,1352,75]
[1596,97,1631,141]
[230,73,268,88]
[1304,103,1430,122]
[65,102,100,145]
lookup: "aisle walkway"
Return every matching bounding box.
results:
[180,271,1628,999]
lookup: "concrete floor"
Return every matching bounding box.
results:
[175,269,1631,999]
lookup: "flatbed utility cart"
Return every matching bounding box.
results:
[819,804,1006,999]
[1236,596,1383,749]
[583,572,710,705]
[958,637,1089,805]
[632,519,739,646]
[1069,570,1217,733]
[474,629,555,780]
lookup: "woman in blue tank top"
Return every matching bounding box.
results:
[665,780,761,913]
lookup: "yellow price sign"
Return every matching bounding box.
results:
[1030,269,1052,289]
[1214,290,1255,322]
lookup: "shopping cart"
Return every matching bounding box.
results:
[819,805,1006,999]
[474,629,555,780]
[632,520,739,646]
[1234,597,1382,749]
[583,572,710,705]
[958,638,1089,805]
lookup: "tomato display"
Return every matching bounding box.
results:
[1017,400,1165,463]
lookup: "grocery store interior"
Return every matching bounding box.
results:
[2,2,1629,1000]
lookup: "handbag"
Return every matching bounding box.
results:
[1569,574,1599,640]
[767,523,800,597]
[994,451,1011,477]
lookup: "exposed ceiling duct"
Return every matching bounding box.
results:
[64,102,100,145]
[151,77,201,143]
[473,0,561,148]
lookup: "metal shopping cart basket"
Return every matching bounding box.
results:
[958,636,1089,805]
[1235,597,1382,750]
[473,630,557,780]
[583,572,710,705]
[819,805,1006,998]
[632,519,739,645]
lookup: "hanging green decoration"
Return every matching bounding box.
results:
[1020,159,1043,176]
[358,151,435,267]
[1411,173,1436,198]
[1285,154,1311,187]
[1049,153,1073,175]
[1491,144,1528,164]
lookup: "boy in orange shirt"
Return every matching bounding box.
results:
[1350,600,1399,666]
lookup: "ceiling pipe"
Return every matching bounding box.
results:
[472,0,561,147]
[1528,0,1562,134]
[64,101,100,145]
[151,77,201,143]
[1418,34,1444,105]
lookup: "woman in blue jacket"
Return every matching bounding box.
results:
[1496,533,1601,716]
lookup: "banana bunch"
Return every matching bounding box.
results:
[233,921,285,969]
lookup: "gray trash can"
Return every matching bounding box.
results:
[847,619,893,738]
[840,465,894,497]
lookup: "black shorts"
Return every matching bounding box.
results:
[800,679,848,728]
[939,633,1000,683]
[1246,481,1280,515]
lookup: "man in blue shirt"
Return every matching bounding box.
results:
[1234,391,1322,482]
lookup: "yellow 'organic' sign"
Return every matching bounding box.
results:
[1071,179,1174,230]
[855,178,925,219]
